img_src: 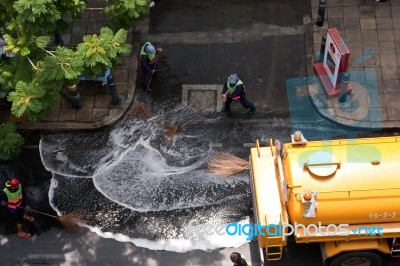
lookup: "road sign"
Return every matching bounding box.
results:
[313,28,351,97]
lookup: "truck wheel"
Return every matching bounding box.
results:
[329,251,382,266]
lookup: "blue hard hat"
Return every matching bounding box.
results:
[145,44,156,55]
[227,74,238,85]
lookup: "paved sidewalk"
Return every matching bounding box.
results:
[307,0,400,130]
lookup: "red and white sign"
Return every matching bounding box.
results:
[313,28,351,97]
[323,33,341,86]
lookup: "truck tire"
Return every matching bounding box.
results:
[329,251,382,266]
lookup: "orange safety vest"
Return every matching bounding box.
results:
[3,184,23,209]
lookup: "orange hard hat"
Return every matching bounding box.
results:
[10,177,20,187]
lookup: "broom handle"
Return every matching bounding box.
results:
[144,53,161,96]
[17,206,59,219]
[180,119,194,127]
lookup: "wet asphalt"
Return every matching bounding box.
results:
[140,0,309,115]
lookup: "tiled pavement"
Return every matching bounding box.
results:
[308,0,400,129]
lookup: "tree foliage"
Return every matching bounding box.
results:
[77,27,132,78]
[0,0,147,157]
[0,58,17,92]
[105,0,150,30]
[4,26,131,120]
[0,122,24,161]
[0,0,142,121]
[41,46,84,82]
[8,81,47,120]
[13,0,61,35]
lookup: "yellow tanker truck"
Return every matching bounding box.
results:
[249,135,400,266]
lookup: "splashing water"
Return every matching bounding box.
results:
[40,105,252,252]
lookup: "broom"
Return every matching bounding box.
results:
[164,123,180,139]
[207,152,250,177]
[18,206,85,232]
[163,119,196,138]
[131,54,160,119]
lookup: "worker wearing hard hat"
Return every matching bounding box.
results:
[219,74,256,117]
[139,42,163,92]
[1,177,34,239]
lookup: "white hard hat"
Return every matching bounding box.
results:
[145,44,156,55]
[227,74,238,85]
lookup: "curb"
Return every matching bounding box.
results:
[304,16,400,131]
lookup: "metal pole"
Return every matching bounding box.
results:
[339,72,350,103]
[319,34,327,62]
[316,0,326,27]
[107,74,120,106]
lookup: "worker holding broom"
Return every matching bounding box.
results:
[139,41,163,92]
[1,177,34,239]
[219,74,256,117]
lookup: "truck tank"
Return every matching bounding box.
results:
[282,137,400,226]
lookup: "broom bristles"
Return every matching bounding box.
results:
[130,102,152,119]
[164,124,180,138]
[207,152,250,177]
[58,212,86,232]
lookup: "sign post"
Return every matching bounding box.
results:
[313,28,351,98]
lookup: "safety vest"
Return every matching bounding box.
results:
[3,184,23,209]
[226,79,244,100]
[140,42,156,63]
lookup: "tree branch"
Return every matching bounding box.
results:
[27,57,40,70]
[40,47,55,56]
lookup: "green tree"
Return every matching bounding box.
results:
[5,27,131,119]
[0,0,86,120]
[77,27,132,78]
[0,122,24,161]
[1,0,134,120]
[105,0,150,30]
[0,0,143,154]
[41,46,84,82]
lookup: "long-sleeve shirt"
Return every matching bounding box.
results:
[140,54,155,72]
